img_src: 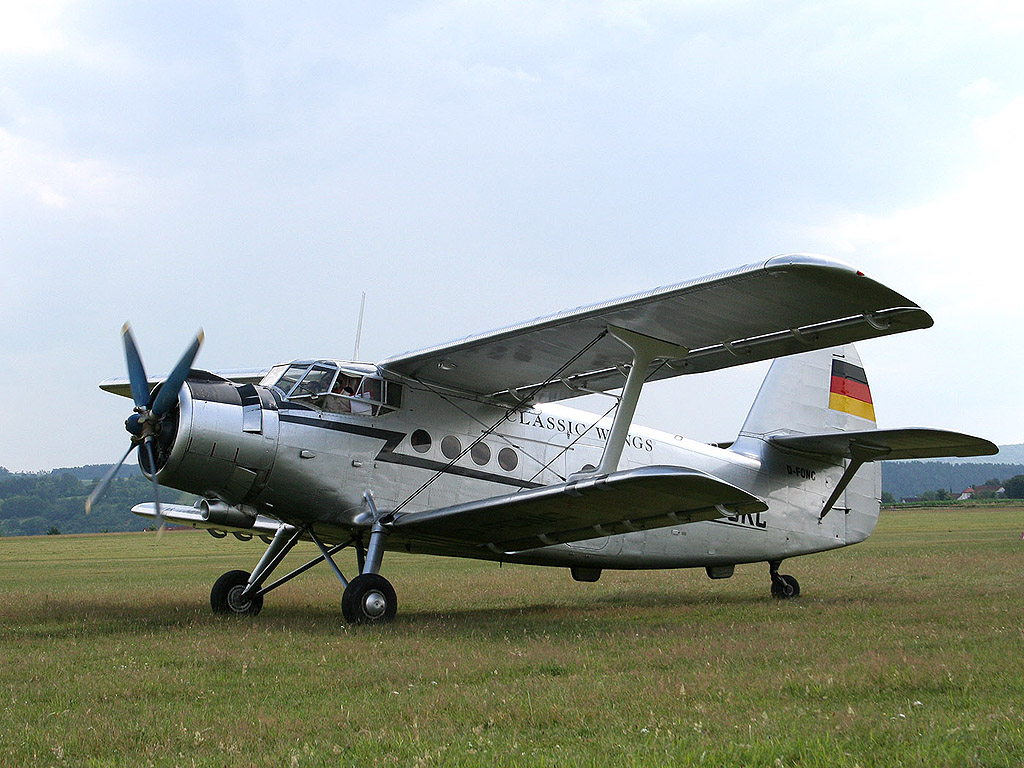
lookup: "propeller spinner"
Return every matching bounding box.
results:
[86,324,204,524]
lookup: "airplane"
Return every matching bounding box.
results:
[90,254,997,623]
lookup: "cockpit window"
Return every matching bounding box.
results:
[292,366,337,398]
[268,360,402,417]
[274,364,338,400]
[272,364,312,397]
[321,374,403,416]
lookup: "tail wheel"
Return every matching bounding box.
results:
[342,573,397,624]
[211,569,264,616]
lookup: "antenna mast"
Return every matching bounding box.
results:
[353,291,366,360]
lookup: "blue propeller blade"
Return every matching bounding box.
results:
[141,438,164,532]
[85,441,136,514]
[121,323,151,409]
[150,329,204,417]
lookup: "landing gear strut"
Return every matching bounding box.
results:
[768,560,800,599]
[208,494,397,624]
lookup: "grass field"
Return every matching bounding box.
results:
[2,506,1022,767]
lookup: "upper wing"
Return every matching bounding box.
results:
[388,465,767,554]
[379,254,932,404]
[100,368,272,399]
[769,428,998,461]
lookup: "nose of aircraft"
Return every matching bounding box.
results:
[86,324,204,524]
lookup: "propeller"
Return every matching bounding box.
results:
[86,324,204,529]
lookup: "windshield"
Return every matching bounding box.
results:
[273,363,338,399]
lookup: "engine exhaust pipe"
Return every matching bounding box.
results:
[199,499,257,529]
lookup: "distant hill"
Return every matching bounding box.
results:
[0,465,192,537]
[882,460,1024,501]
[915,443,1024,465]
[48,463,139,481]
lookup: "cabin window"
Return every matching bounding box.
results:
[470,442,491,466]
[498,447,519,472]
[440,435,462,460]
[411,430,431,453]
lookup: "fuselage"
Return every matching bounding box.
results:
[148,364,880,572]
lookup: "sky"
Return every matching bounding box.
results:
[1,0,1023,472]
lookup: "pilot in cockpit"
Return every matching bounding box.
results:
[322,379,354,414]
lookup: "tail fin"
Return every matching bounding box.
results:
[731,344,880,544]
[734,344,876,443]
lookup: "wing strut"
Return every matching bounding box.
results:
[594,327,690,475]
[817,442,891,521]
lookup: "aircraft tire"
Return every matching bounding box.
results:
[211,569,264,616]
[342,574,397,625]
[771,574,800,599]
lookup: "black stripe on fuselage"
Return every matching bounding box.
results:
[278,413,542,490]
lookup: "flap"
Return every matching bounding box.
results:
[769,428,998,461]
[379,254,931,404]
[388,465,767,554]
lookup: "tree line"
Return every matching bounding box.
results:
[0,466,191,537]
[881,461,1024,502]
[3,459,1023,537]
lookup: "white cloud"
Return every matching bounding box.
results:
[0,0,69,56]
[0,127,138,214]
[806,96,1024,445]
[824,96,1024,320]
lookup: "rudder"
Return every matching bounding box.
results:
[735,344,877,442]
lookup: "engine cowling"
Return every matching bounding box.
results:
[147,378,281,506]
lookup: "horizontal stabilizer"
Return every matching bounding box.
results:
[388,466,767,554]
[769,428,998,461]
[132,503,284,537]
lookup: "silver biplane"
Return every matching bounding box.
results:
[91,254,996,623]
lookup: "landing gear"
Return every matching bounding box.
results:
[768,560,800,599]
[211,569,264,615]
[208,493,398,624]
[341,573,397,624]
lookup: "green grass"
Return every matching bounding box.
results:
[2,507,1023,767]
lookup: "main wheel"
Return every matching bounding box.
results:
[211,569,264,616]
[342,573,397,624]
[771,574,800,599]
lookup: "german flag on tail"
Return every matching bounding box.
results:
[829,359,875,422]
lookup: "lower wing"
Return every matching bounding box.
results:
[388,465,767,554]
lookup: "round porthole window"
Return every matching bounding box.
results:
[498,447,519,472]
[470,442,491,466]
[441,435,462,460]
[410,429,432,453]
